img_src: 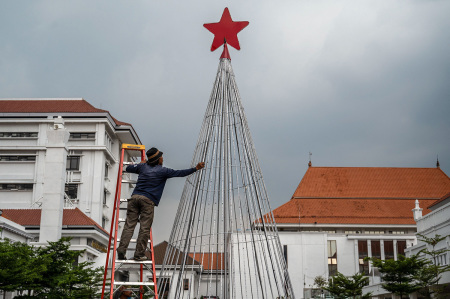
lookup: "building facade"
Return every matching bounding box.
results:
[271,165,450,298]
[0,98,141,232]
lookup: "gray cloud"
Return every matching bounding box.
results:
[1,0,449,243]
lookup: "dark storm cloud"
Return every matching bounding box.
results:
[1,0,449,243]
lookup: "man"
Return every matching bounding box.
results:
[117,147,205,261]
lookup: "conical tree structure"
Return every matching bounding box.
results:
[158,55,295,299]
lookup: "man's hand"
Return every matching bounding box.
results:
[195,162,205,170]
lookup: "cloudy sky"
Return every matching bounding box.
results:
[1,0,449,244]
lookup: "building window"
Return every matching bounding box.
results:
[436,253,448,266]
[0,132,38,138]
[328,240,337,276]
[66,156,80,170]
[389,230,405,234]
[358,240,369,275]
[365,230,385,235]
[345,230,362,234]
[69,132,95,139]
[65,184,78,199]
[104,163,109,178]
[102,217,106,229]
[0,184,33,191]
[183,278,189,290]
[283,245,288,267]
[384,240,394,260]
[371,240,381,260]
[159,277,170,299]
[103,190,107,205]
[397,240,407,257]
[0,155,36,161]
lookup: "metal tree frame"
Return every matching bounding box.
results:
[158,57,295,299]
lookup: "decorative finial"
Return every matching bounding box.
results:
[412,199,423,221]
[437,155,440,168]
[203,8,249,59]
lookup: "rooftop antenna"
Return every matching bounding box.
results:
[308,151,312,167]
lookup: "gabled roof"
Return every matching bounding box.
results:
[273,166,450,225]
[152,241,202,266]
[1,208,108,235]
[153,241,225,270]
[189,252,225,271]
[0,98,131,126]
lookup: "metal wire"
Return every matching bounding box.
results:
[157,58,295,299]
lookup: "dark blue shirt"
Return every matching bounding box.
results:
[126,163,196,206]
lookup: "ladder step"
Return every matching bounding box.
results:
[122,180,137,184]
[115,238,151,243]
[116,260,153,264]
[114,281,154,286]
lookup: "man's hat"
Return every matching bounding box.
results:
[146,147,163,164]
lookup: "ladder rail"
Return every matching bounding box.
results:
[109,147,126,299]
[101,147,125,298]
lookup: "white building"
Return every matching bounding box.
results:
[271,165,450,299]
[0,98,142,258]
[402,193,450,297]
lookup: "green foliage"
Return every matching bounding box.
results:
[313,275,327,288]
[0,239,47,293]
[0,237,104,298]
[415,234,450,299]
[322,272,371,299]
[369,255,426,298]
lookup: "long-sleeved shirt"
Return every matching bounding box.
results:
[126,163,196,206]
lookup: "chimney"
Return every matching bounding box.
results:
[39,117,70,243]
[412,199,423,221]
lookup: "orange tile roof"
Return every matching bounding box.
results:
[153,241,225,270]
[292,167,450,199]
[189,252,225,271]
[273,167,450,225]
[1,208,108,234]
[0,99,131,126]
[152,241,202,266]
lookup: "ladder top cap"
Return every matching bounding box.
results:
[122,144,145,150]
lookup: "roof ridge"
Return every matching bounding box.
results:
[0,98,85,103]
[308,166,440,169]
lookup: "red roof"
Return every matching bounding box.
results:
[1,208,107,234]
[273,167,450,225]
[189,252,225,271]
[152,241,225,270]
[0,99,131,126]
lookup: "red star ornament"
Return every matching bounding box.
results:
[203,7,249,52]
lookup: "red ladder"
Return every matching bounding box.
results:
[101,144,158,299]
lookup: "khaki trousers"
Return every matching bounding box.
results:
[117,194,155,258]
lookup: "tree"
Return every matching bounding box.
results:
[415,234,450,299]
[0,237,103,298]
[322,272,371,299]
[369,255,426,299]
[0,239,47,295]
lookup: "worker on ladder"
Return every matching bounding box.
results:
[117,147,205,261]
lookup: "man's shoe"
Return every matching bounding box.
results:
[117,252,127,260]
[134,255,149,261]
